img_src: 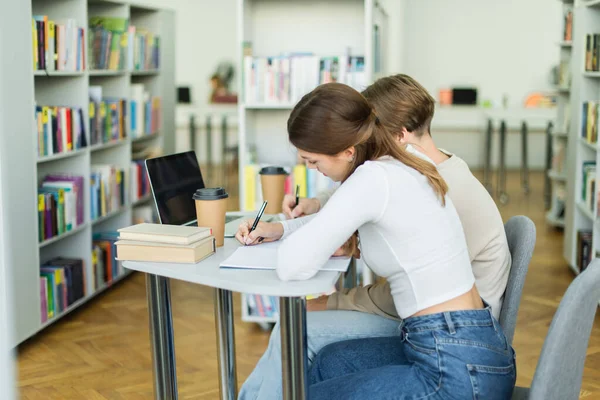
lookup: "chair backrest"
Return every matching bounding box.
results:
[499,215,536,345]
[528,259,600,400]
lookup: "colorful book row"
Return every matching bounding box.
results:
[40,257,86,323]
[585,33,600,72]
[576,230,592,272]
[32,16,85,72]
[88,17,160,71]
[130,27,160,71]
[130,83,161,138]
[37,175,85,243]
[246,294,279,318]
[130,160,150,203]
[89,86,127,146]
[35,105,87,158]
[243,54,366,105]
[90,165,127,221]
[582,161,596,215]
[243,163,338,211]
[582,101,599,145]
[92,231,124,290]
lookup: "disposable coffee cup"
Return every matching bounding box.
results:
[259,166,288,214]
[192,187,229,247]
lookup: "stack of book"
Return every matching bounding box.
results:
[116,223,216,263]
[40,257,86,323]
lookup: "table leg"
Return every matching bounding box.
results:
[483,118,493,194]
[521,121,530,195]
[497,120,509,205]
[280,296,308,400]
[544,121,554,209]
[337,257,358,289]
[146,274,178,400]
[214,288,238,400]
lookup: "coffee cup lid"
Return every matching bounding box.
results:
[259,166,288,175]
[192,187,229,200]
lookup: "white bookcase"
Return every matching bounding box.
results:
[235,0,387,324]
[548,0,575,228]
[563,0,600,293]
[2,0,175,347]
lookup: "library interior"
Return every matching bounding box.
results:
[1,0,600,399]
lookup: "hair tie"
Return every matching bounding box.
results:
[375,117,380,125]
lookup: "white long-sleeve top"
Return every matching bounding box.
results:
[277,156,476,319]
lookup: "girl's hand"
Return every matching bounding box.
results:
[235,220,284,246]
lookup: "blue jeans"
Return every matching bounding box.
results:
[308,306,516,399]
[238,310,401,400]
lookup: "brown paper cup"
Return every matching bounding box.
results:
[192,187,228,247]
[259,166,288,214]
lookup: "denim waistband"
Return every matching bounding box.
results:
[399,302,497,334]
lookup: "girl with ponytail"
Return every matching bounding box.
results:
[235,82,516,398]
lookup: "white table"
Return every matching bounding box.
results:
[123,238,344,400]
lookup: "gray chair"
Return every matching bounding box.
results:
[512,258,600,400]
[500,215,536,346]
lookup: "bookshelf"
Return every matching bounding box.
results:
[2,0,175,347]
[563,1,600,303]
[548,0,575,228]
[235,0,387,324]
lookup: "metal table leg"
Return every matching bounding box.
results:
[280,297,308,400]
[497,120,509,205]
[337,257,358,289]
[544,121,554,209]
[189,115,196,153]
[206,115,213,180]
[146,274,178,400]
[214,288,238,400]
[521,121,530,195]
[483,118,493,194]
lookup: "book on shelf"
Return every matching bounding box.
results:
[35,105,87,157]
[117,223,212,245]
[39,257,85,322]
[243,162,338,211]
[581,101,599,144]
[89,86,128,146]
[558,60,570,88]
[564,10,573,42]
[38,174,85,242]
[32,16,85,71]
[130,160,150,203]
[88,17,129,71]
[552,141,567,174]
[247,294,279,318]
[585,33,600,72]
[576,229,593,272]
[582,161,596,214]
[90,165,128,221]
[116,236,216,264]
[92,231,123,290]
[243,53,366,105]
[129,26,160,71]
[130,83,161,138]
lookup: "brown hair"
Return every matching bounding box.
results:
[361,74,435,137]
[287,83,447,257]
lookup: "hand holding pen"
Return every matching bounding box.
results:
[281,185,320,219]
[235,201,285,246]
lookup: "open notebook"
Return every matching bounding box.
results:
[219,241,350,272]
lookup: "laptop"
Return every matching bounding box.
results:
[144,150,256,236]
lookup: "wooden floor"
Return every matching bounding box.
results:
[15,170,600,399]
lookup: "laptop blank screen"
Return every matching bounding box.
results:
[145,151,205,226]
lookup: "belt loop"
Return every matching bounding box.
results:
[443,312,456,334]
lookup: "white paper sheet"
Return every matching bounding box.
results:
[219,241,350,272]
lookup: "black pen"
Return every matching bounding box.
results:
[247,200,267,244]
[295,184,300,208]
